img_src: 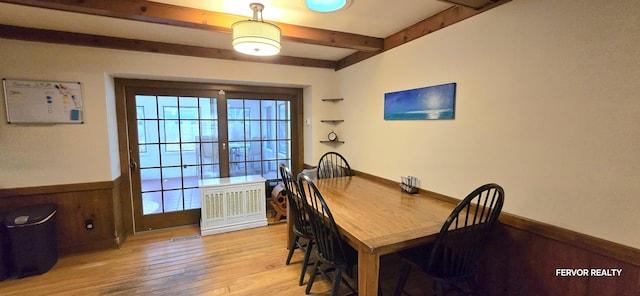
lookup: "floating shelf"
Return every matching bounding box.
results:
[321,98,344,102]
[320,98,344,145]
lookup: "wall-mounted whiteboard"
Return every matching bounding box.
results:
[3,79,84,124]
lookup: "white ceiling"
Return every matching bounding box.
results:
[0,1,456,61]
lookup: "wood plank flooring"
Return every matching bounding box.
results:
[0,224,427,295]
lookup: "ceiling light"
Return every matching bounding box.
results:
[232,3,281,56]
[305,0,349,12]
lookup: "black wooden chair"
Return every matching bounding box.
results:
[280,164,315,286]
[393,183,505,296]
[317,152,353,179]
[297,174,358,296]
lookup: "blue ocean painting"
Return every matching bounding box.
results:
[384,82,456,120]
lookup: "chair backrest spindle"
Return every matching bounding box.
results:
[317,152,353,179]
[279,164,311,238]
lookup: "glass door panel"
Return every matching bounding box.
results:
[132,94,220,229]
[226,97,291,180]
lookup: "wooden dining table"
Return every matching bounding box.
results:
[287,174,458,296]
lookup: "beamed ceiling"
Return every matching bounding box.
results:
[0,0,510,70]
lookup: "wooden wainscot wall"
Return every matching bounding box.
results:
[0,177,126,256]
[477,214,640,295]
[352,169,640,296]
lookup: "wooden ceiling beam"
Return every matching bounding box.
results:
[0,24,337,69]
[0,0,383,52]
[336,0,511,70]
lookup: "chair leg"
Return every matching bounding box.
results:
[306,260,321,294]
[299,239,314,286]
[331,268,343,296]
[393,263,412,296]
[434,280,446,296]
[286,235,300,265]
[465,276,479,295]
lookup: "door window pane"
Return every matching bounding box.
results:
[228,121,245,141]
[160,144,181,166]
[200,121,218,138]
[183,166,199,186]
[180,119,198,151]
[182,144,198,166]
[228,100,246,120]
[230,162,246,177]
[278,140,290,159]
[158,96,177,119]
[261,100,275,119]
[140,168,161,191]
[246,121,261,141]
[199,142,219,165]
[199,98,217,119]
[184,188,201,210]
[138,120,159,145]
[277,121,290,139]
[163,190,184,212]
[262,141,277,160]
[179,97,199,118]
[139,144,160,168]
[245,100,261,120]
[161,167,182,190]
[136,96,158,119]
[142,192,162,215]
[160,120,180,145]
[261,121,277,140]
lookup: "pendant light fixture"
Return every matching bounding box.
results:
[232,3,281,56]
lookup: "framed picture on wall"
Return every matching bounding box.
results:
[384,82,456,120]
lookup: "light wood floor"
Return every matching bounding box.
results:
[0,223,425,296]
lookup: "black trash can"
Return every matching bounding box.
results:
[0,212,11,281]
[5,204,57,278]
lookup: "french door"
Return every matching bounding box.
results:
[121,81,300,232]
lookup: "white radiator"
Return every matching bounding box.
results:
[199,175,267,236]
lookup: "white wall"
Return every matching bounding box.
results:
[0,40,337,188]
[333,0,640,248]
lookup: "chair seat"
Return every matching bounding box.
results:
[318,239,358,269]
[397,243,433,272]
[399,243,475,282]
[293,224,314,240]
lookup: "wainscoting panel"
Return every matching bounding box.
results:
[0,178,126,256]
[478,219,640,296]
